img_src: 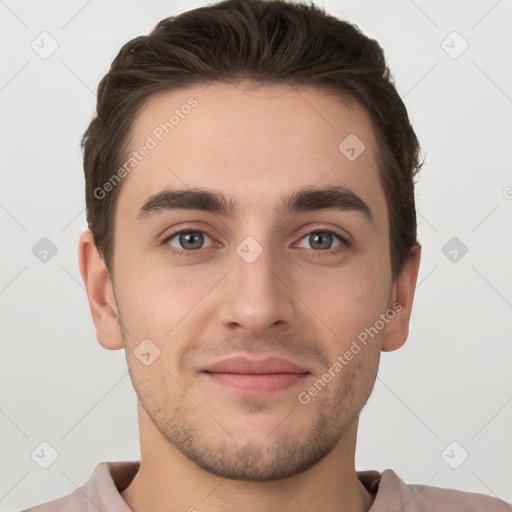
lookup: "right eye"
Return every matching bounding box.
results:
[162,230,216,256]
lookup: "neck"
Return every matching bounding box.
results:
[121,403,374,512]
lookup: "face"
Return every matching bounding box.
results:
[107,82,400,480]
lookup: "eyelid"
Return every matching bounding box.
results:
[295,224,352,243]
[160,222,220,243]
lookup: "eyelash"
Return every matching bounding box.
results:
[160,226,351,258]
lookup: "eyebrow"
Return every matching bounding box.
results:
[136,185,373,224]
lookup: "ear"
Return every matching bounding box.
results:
[381,243,421,352]
[78,230,124,350]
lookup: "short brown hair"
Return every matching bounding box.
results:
[82,0,423,280]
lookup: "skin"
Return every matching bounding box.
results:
[78,82,421,512]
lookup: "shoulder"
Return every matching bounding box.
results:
[378,469,512,511]
[21,461,137,512]
[21,488,90,512]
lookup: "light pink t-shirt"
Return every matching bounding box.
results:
[23,461,512,511]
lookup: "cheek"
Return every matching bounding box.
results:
[115,256,216,340]
[297,256,391,341]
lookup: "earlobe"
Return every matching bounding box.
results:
[78,230,124,350]
[381,244,421,352]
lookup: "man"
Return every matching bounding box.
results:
[24,0,511,510]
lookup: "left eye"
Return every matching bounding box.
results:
[296,231,344,250]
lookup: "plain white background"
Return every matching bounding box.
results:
[1,0,511,510]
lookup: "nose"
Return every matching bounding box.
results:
[217,238,297,337]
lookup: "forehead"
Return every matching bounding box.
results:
[117,81,386,224]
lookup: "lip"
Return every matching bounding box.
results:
[200,356,310,395]
[201,356,309,375]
